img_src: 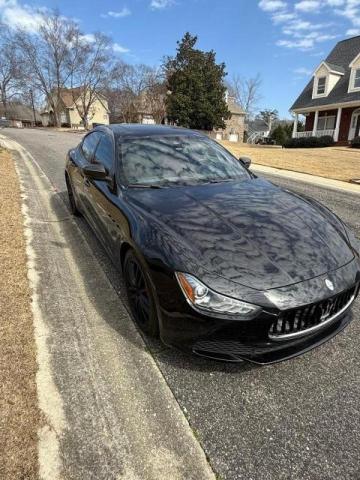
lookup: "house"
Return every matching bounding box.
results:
[291,35,360,144]
[214,94,245,142]
[41,87,110,129]
[0,101,42,127]
[246,119,271,144]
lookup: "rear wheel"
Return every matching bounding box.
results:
[123,250,159,337]
[66,175,81,216]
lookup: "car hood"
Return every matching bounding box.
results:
[126,178,354,290]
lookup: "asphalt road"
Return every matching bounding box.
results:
[3,127,360,480]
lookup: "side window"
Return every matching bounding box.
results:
[81,132,100,162]
[93,134,114,173]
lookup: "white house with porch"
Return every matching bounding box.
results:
[291,35,360,145]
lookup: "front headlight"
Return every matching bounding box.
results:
[175,272,261,320]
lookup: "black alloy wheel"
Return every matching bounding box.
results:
[123,250,159,337]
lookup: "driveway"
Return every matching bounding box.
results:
[3,127,360,480]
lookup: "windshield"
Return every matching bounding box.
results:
[119,135,250,187]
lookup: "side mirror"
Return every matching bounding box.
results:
[82,163,107,180]
[239,156,252,169]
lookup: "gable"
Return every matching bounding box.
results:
[291,35,360,111]
[314,64,328,77]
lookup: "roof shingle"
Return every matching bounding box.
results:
[291,36,360,111]
[0,102,41,122]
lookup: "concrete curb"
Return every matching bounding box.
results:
[252,164,360,196]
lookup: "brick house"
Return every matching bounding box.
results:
[291,35,360,144]
[214,94,245,142]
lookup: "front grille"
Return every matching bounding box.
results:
[194,340,255,356]
[269,285,358,340]
[192,341,261,362]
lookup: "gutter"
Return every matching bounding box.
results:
[291,99,360,114]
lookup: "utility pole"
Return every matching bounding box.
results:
[29,89,37,127]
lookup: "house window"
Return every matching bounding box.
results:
[317,115,336,131]
[354,69,360,89]
[317,77,326,95]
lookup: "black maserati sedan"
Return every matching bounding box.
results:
[65,124,360,364]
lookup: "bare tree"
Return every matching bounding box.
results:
[0,27,25,117]
[120,63,157,118]
[145,81,167,124]
[15,11,79,127]
[143,69,167,124]
[106,62,137,123]
[258,109,279,132]
[108,63,163,123]
[228,74,262,119]
[68,32,113,129]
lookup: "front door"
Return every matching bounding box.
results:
[348,110,360,140]
[84,132,120,253]
[77,131,101,219]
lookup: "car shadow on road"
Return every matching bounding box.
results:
[52,191,259,375]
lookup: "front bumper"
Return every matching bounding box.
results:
[191,311,354,364]
[150,262,360,364]
[159,301,356,365]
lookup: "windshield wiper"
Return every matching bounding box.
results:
[127,183,163,189]
[205,178,236,184]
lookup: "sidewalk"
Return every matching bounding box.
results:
[252,163,360,196]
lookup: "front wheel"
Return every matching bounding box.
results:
[66,175,81,216]
[123,250,159,337]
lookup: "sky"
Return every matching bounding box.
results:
[1,0,360,117]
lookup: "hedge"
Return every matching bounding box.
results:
[350,136,360,148]
[283,135,335,148]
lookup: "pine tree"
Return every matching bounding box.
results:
[164,33,230,130]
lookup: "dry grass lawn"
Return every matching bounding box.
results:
[0,149,41,479]
[221,141,360,183]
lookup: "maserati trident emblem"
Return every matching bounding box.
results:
[325,279,334,291]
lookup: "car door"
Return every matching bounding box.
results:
[84,131,121,252]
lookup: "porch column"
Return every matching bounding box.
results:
[334,107,342,142]
[312,110,319,136]
[292,113,299,138]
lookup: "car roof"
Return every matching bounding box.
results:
[94,123,205,139]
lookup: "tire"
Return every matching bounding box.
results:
[66,175,81,216]
[123,250,159,337]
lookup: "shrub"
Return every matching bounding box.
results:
[317,135,335,147]
[283,135,335,148]
[351,136,360,148]
[270,125,288,146]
